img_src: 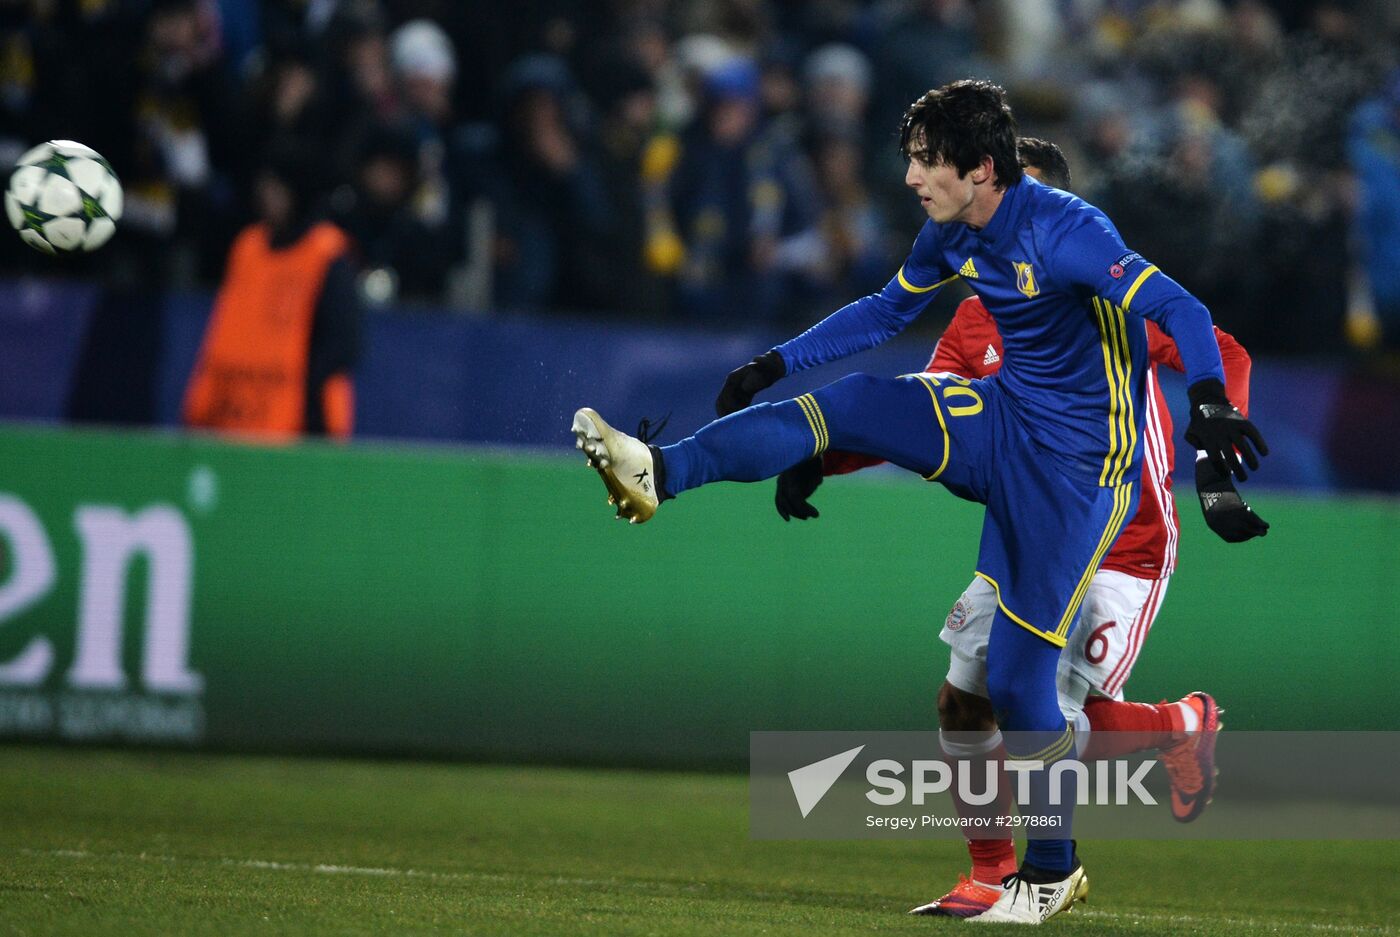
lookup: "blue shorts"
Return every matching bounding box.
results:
[913,372,1138,647]
[803,371,1138,648]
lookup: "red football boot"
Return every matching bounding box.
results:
[1159,691,1222,822]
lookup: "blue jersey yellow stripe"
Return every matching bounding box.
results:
[1107,301,1137,485]
[896,266,960,294]
[1122,264,1160,310]
[1103,302,1127,484]
[1118,308,1138,483]
[1093,297,1137,488]
[1094,297,1121,487]
[1102,301,1130,485]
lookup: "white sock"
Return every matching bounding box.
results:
[939,728,1004,757]
[1177,701,1200,734]
[1071,709,1091,757]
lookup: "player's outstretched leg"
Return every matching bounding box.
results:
[571,374,948,523]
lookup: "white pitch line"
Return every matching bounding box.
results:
[20,848,651,890]
[17,849,1397,934]
[1077,907,1396,935]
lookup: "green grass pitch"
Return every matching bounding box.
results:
[1,746,1395,936]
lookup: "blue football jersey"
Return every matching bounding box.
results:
[776,176,1225,486]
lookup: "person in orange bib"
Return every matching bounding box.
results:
[184,143,361,441]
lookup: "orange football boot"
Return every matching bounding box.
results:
[1159,691,1222,822]
[908,874,1006,918]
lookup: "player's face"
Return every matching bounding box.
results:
[905,155,976,224]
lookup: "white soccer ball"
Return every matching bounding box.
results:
[5,140,123,254]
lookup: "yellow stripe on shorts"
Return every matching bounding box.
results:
[1055,482,1134,638]
[913,375,951,480]
[973,571,1067,648]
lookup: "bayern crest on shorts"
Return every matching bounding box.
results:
[945,596,972,632]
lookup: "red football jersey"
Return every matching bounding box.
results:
[827,295,1252,581]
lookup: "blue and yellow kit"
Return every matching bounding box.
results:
[773,176,1227,644]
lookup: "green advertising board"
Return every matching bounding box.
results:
[0,424,1394,767]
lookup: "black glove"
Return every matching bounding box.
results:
[775,457,823,521]
[1184,378,1268,482]
[1196,456,1270,543]
[715,350,786,417]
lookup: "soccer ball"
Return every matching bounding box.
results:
[5,140,123,254]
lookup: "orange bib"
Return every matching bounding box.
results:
[184,222,349,440]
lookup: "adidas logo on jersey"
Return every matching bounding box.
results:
[959,258,979,279]
[983,344,1000,366]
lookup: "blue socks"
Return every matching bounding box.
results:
[986,610,1078,874]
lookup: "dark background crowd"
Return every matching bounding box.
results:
[3,0,1400,353]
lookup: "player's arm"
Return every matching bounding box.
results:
[1053,218,1267,481]
[1148,322,1251,414]
[1213,326,1251,416]
[1192,327,1271,537]
[1195,327,1267,538]
[716,222,954,416]
[1149,322,1269,541]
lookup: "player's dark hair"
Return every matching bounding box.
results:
[1017,137,1072,190]
[898,79,1022,191]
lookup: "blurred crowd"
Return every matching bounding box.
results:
[3,0,1400,352]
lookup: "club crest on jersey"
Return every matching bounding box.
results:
[1013,261,1039,299]
[946,597,972,632]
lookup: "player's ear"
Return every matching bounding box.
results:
[970,155,995,185]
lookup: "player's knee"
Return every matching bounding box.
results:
[814,373,915,447]
[937,681,995,732]
[984,665,1041,726]
[829,372,884,394]
[816,373,893,419]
